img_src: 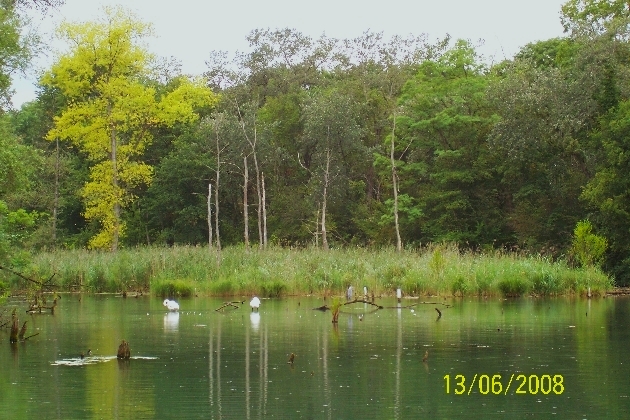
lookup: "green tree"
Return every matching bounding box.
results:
[302,89,364,249]
[395,40,502,246]
[570,220,607,268]
[44,7,217,250]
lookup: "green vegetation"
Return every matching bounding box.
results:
[19,245,611,297]
[2,2,630,291]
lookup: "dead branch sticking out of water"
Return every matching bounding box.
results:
[117,340,131,359]
[26,297,58,314]
[15,320,38,341]
[313,299,384,311]
[215,301,245,311]
[10,309,18,343]
[435,307,442,319]
[382,301,453,309]
[342,299,384,309]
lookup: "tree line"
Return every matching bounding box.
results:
[1,1,629,285]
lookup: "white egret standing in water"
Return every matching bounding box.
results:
[163,299,180,311]
[250,296,261,312]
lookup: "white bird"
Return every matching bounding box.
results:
[250,296,261,312]
[163,299,179,312]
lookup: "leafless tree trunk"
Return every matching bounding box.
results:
[391,114,402,252]
[262,172,268,248]
[53,137,59,245]
[253,127,263,249]
[321,148,331,251]
[315,204,320,247]
[214,124,222,252]
[109,105,120,252]
[243,155,250,250]
[235,100,264,249]
[208,183,213,250]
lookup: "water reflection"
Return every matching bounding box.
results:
[1,296,629,419]
[163,311,179,332]
[250,312,260,332]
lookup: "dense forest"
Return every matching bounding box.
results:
[1,1,629,286]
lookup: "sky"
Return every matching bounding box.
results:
[11,0,569,108]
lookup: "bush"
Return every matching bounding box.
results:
[261,280,286,298]
[451,276,468,296]
[498,277,528,297]
[531,272,560,295]
[151,279,194,297]
[210,279,235,296]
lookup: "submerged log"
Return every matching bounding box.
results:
[117,340,131,359]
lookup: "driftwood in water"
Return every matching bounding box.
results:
[10,309,18,343]
[382,301,452,309]
[313,299,384,312]
[342,299,383,309]
[435,307,442,318]
[117,340,131,359]
[26,297,58,314]
[215,301,245,311]
[19,321,27,339]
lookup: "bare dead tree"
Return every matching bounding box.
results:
[207,183,213,250]
[262,172,268,248]
[243,155,250,250]
[391,113,402,252]
[234,100,264,249]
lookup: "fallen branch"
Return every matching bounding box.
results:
[0,265,57,291]
[342,299,384,309]
[382,301,452,309]
[215,301,245,311]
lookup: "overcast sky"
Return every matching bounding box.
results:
[11,0,568,108]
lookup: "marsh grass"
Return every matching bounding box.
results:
[26,244,612,297]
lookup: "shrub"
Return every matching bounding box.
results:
[152,279,194,297]
[498,277,528,297]
[571,220,607,268]
[210,279,235,296]
[261,280,286,298]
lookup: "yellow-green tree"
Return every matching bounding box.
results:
[44,7,217,250]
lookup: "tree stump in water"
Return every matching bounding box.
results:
[117,340,131,359]
[10,309,18,343]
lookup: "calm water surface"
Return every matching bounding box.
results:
[1,294,629,419]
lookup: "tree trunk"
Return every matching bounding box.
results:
[252,126,263,250]
[109,103,120,252]
[243,155,250,250]
[321,148,330,251]
[208,183,213,250]
[262,171,267,249]
[53,137,59,245]
[214,125,222,252]
[391,114,402,252]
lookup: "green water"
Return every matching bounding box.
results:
[1,295,628,419]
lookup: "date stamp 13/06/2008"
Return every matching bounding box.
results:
[443,374,565,396]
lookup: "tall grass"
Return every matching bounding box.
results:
[24,244,612,297]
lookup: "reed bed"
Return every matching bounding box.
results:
[22,244,612,298]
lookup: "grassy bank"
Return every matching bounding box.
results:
[19,244,612,298]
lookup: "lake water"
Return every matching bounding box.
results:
[1,294,629,419]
